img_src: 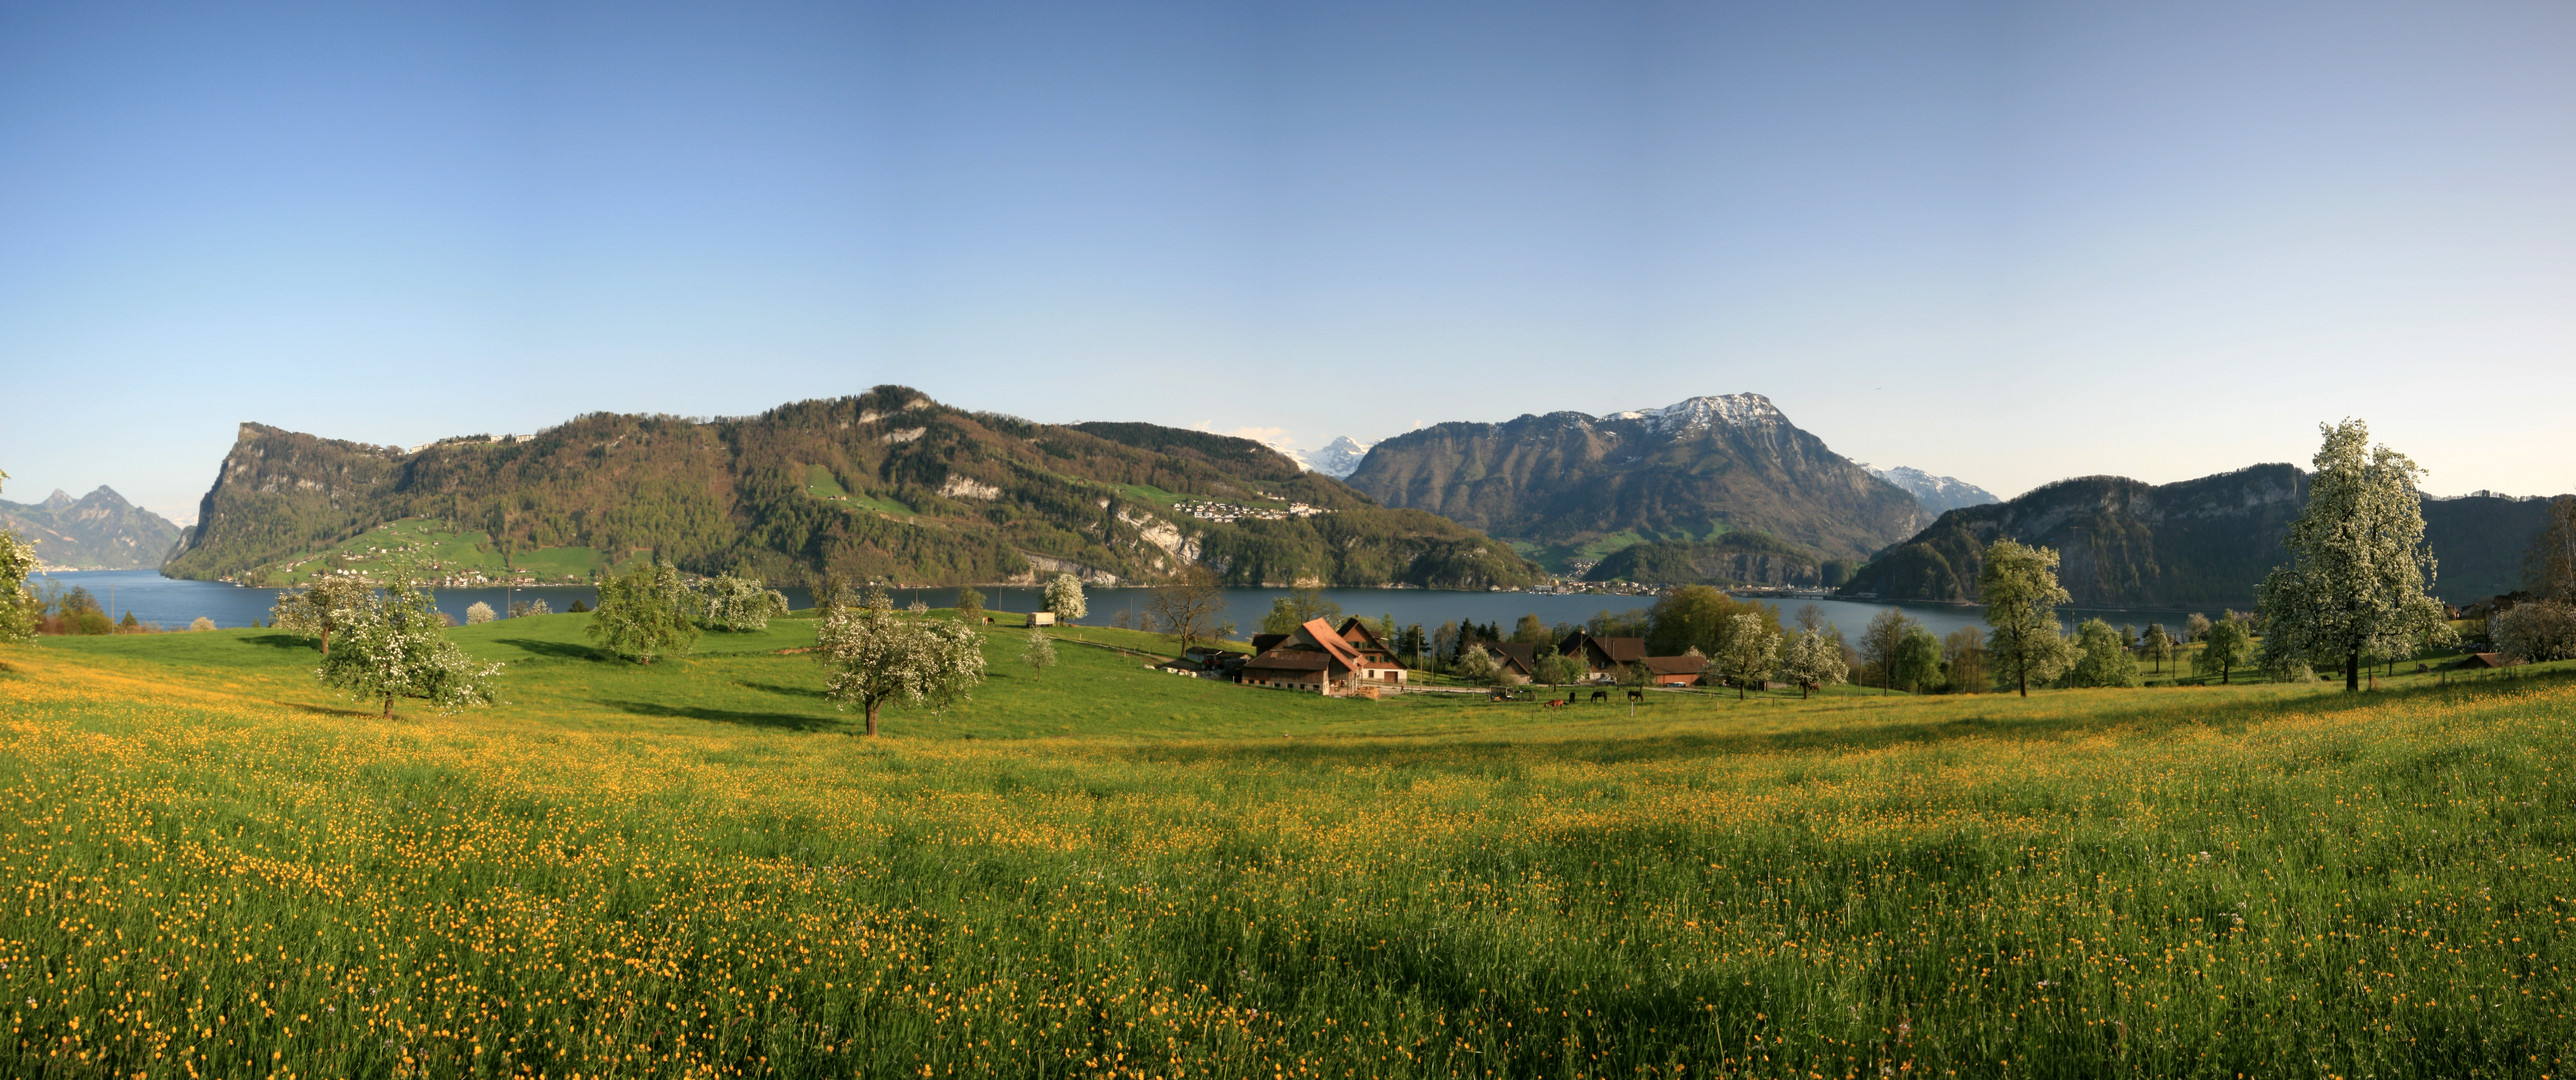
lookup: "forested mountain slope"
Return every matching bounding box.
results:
[165,386,1545,590]
[1839,463,2554,607]
[1343,394,1923,565]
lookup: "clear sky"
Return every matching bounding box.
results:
[3,1,2571,523]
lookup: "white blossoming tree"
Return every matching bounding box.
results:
[272,575,376,656]
[465,601,497,625]
[1717,611,1781,700]
[1780,628,1849,699]
[814,586,988,736]
[317,579,503,718]
[0,469,35,644]
[694,573,791,632]
[1043,572,1088,625]
[1980,540,2075,696]
[2256,420,2456,692]
[1021,627,1057,679]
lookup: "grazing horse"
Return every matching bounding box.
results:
[1626,689,1644,703]
[1545,698,1567,708]
[1589,689,1609,704]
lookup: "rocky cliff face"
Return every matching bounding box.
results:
[1841,464,2554,607]
[165,387,1547,590]
[0,487,184,570]
[1343,393,1923,563]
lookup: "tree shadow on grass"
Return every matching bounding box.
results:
[243,633,315,651]
[601,698,843,732]
[1110,669,2576,770]
[733,680,829,700]
[492,638,612,662]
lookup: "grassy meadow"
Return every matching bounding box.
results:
[0,611,2570,1078]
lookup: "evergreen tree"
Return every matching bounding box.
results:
[2256,420,2455,691]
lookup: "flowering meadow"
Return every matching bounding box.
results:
[0,616,2569,1078]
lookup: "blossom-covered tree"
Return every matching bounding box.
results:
[814,586,987,736]
[316,579,503,718]
[1717,611,1781,700]
[1780,628,1849,698]
[694,574,790,632]
[0,469,34,644]
[1979,540,2074,696]
[1043,573,1088,624]
[2256,420,2455,691]
[1020,627,1057,679]
[588,561,699,663]
[465,601,497,625]
[271,575,375,656]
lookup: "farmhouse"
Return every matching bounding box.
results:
[1642,653,1708,686]
[1476,641,1537,680]
[1239,618,1406,694]
[1557,630,1647,681]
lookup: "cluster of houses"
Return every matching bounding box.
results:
[1168,618,1712,696]
[1171,499,1325,524]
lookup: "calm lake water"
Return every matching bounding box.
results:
[31,570,2219,642]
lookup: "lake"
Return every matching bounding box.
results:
[29,570,2223,643]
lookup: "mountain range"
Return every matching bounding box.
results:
[0,487,183,570]
[1863,465,1999,517]
[1840,464,2556,608]
[1341,393,1924,570]
[163,386,1547,590]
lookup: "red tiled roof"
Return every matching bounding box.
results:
[1301,618,1367,669]
[1644,654,1706,675]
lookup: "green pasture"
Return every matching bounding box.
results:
[1,614,2571,1078]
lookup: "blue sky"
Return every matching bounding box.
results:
[3,1,2571,523]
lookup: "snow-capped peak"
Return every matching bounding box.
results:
[1308,436,1374,479]
[1607,393,1785,433]
[1860,464,2000,516]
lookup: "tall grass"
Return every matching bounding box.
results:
[0,623,2569,1078]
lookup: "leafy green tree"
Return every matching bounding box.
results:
[1043,573,1088,624]
[2257,420,2456,691]
[1020,628,1058,679]
[2141,623,2173,674]
[1645,585,1755,658]
[2070,618,2142,688]
[1532,645,1587,690]
[1396,623,1428,669]
[695,573,789,632]
[1979,539,2075,697]
[954,586,985,623]
[1511,613,1550,645]
[1261,578,1342,634]
[588,562,699,663]
[1940,627,1986,693]
[271,576,375,656]
[1860,609,1917,690]
[1781,628,1848,698]
[1892,626,1944,693]
[2495,601,2576,663]
[1717,611,1781,700]
[316,579,503,718]
[814,586,987,736]
[2197,614,2252,685]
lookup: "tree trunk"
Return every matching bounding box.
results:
[381,693,393,719]
[320,628,331,656]
[864,699,881,737]
[2346,650,2361,692]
